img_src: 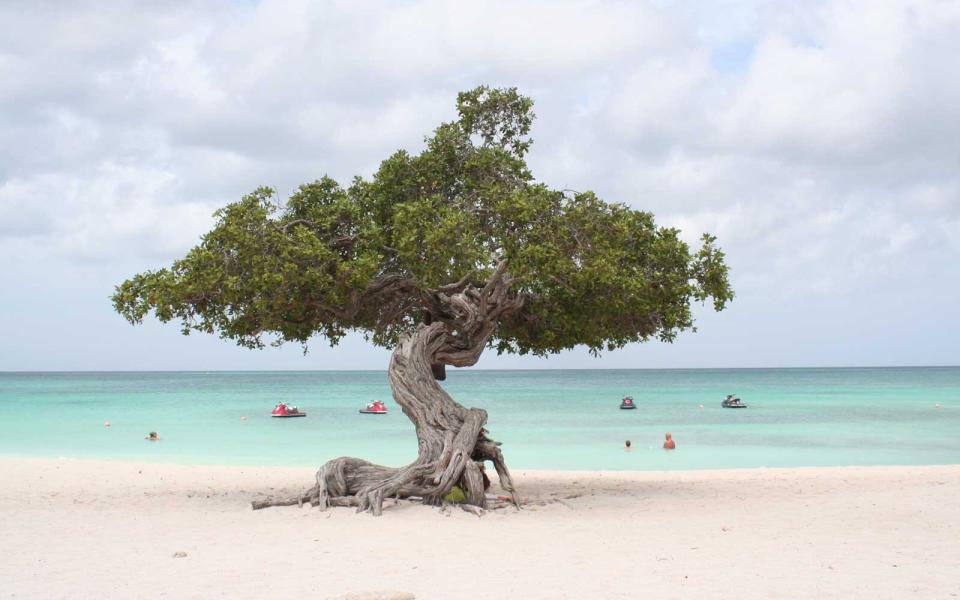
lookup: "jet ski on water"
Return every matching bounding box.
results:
[620,396,637,410]
[359,400,388,415]
[271,402,306,417]
[721,395,746,409]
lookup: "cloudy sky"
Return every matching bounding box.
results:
[1,0,958,370]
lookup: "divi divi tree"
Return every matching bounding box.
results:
[113,87,733,515]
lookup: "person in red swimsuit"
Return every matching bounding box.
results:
[663,432,676,450]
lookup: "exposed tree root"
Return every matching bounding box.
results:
[252,276,522,516]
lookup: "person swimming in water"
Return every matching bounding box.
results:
[624,440,632,451]
[663,432,675,450]
[145,431,159,441]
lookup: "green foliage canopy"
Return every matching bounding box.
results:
[113,87,733,356]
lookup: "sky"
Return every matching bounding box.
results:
[1,0,958,371]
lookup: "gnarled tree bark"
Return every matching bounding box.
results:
[253,262,522,515]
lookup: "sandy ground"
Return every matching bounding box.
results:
[1,458,958,600]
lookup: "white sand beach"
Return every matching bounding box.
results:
[1,457,958,599]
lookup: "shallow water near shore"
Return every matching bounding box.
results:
[1,367,958,470]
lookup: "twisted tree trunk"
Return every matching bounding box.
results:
[253,265,522,515]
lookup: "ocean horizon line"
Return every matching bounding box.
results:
[2,364,958,374]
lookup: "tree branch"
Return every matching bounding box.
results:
[278,219,317,233]
[436,270,477,293]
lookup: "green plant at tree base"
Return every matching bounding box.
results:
[443,486,467,504]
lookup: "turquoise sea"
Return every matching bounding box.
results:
[1,368,958,471]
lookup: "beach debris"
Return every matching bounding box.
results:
[172,551,188,558]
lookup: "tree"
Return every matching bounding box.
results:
[113,86,733,515]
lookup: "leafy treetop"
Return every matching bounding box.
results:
[113,86,733,356]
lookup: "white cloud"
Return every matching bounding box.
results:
[1,0,958,368]
[0,163,216,261]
